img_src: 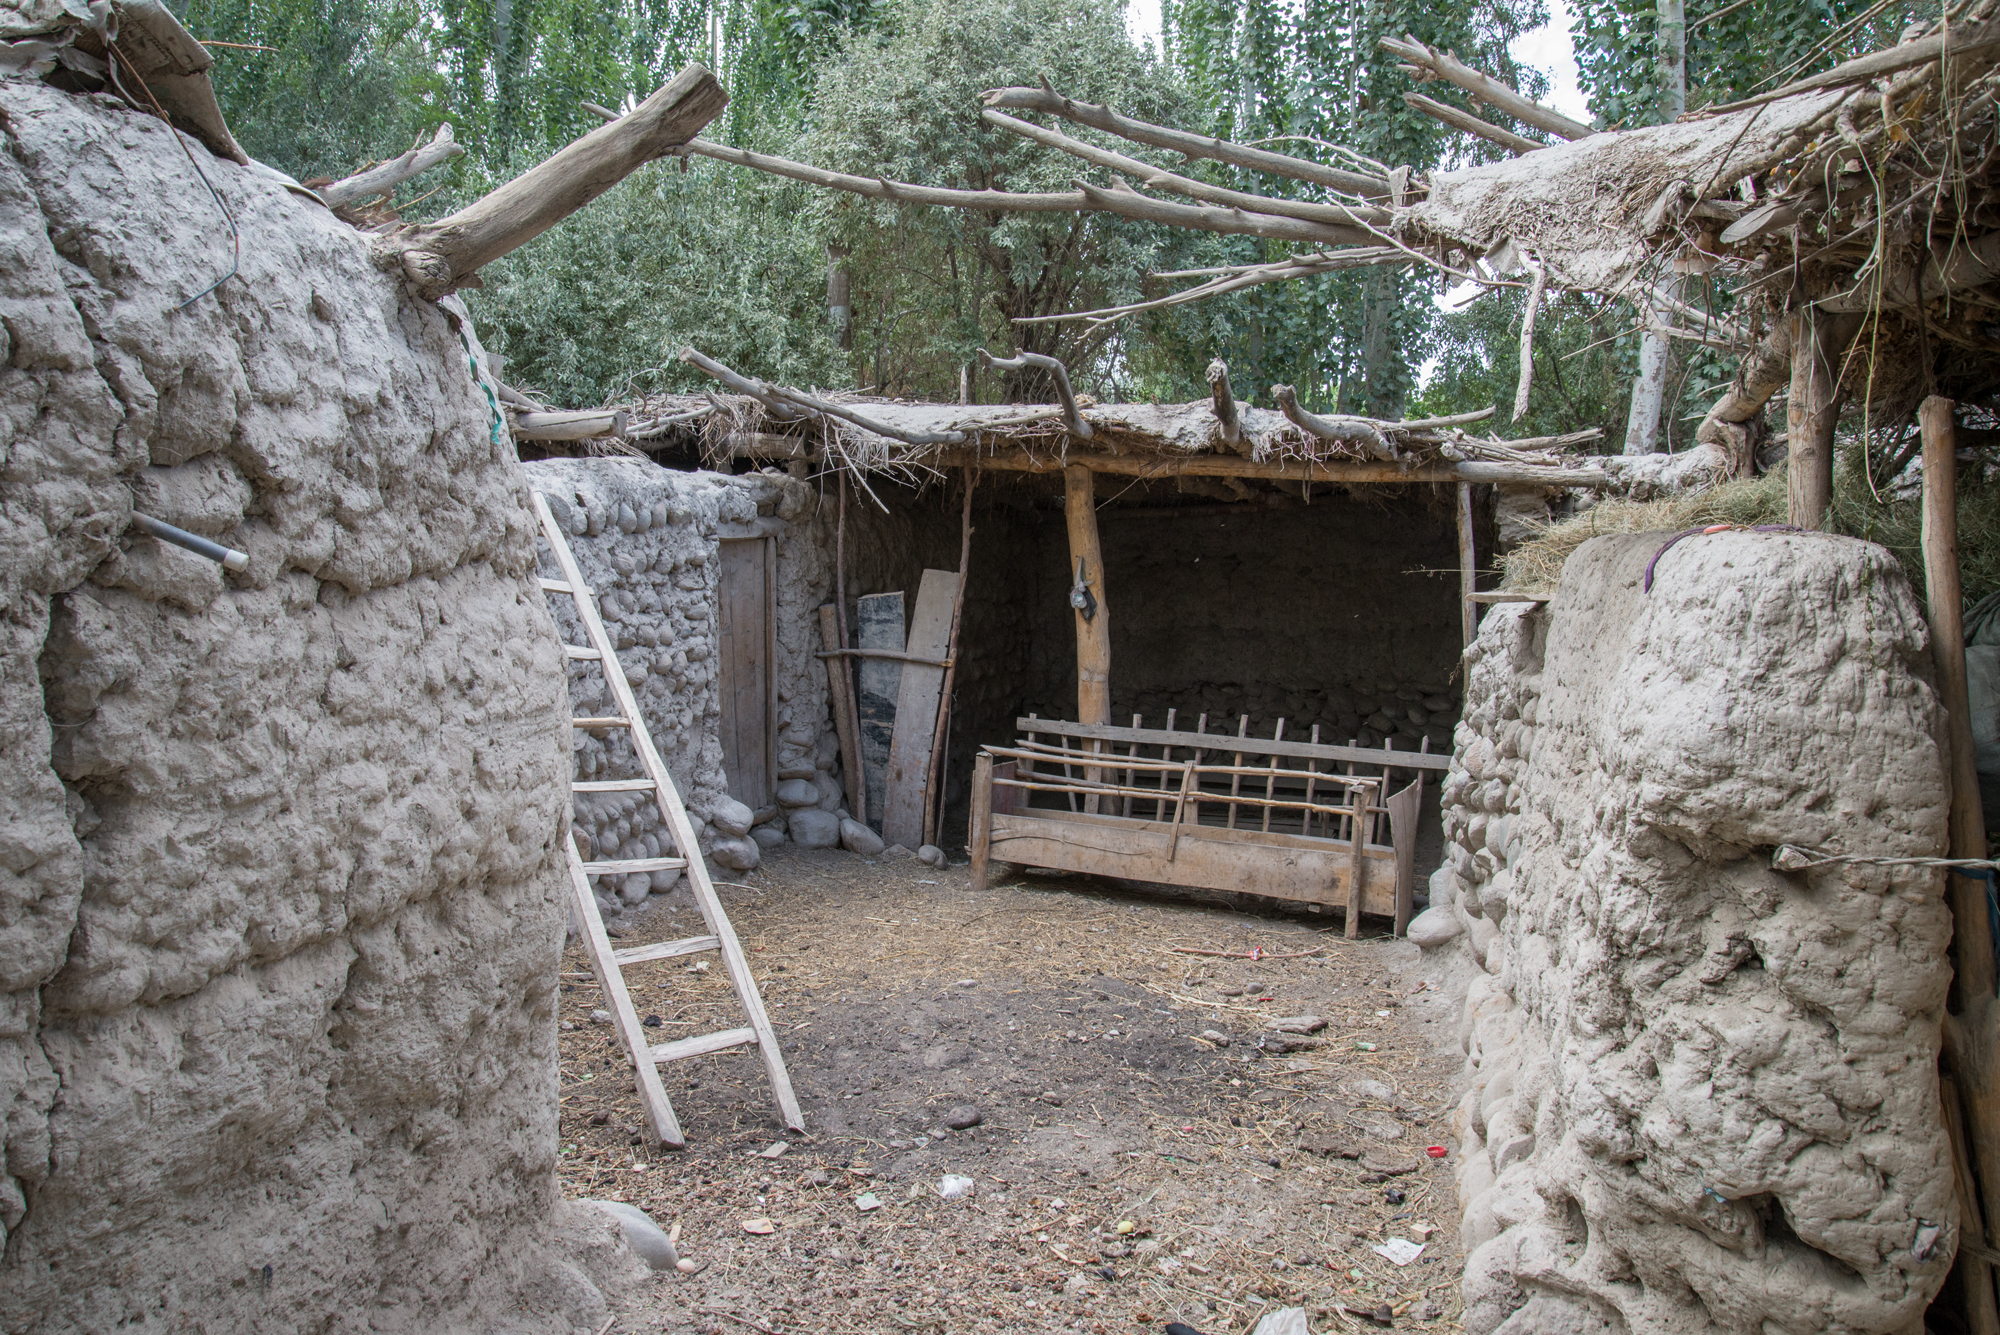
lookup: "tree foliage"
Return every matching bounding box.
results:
[1158,0,1546,416]
[798,0,1227,402]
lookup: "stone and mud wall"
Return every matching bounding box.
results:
[521,458,849,913]
[1414,531,1958,1334]
[0,82,631,1332]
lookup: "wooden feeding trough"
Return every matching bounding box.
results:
[969,715,1449,935]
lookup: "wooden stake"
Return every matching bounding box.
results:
[1457,482,1478,647]
[1925,394,2000,1313]
[1065,464,1111,725]
[922,468,977,848]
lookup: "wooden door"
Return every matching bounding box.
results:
[717,537,775,809]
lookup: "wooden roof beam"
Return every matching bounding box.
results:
[939,447,1611,489]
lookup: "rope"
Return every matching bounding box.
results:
[1775,844,2000,960]
[1643,523,1804,592]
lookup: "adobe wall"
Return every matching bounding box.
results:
[0,82,624,1332]
[1417,531,1957,1333]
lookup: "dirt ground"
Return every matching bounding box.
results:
[556,846,1466,1335]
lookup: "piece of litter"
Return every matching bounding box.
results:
[854,1192,883,1212]
[939,1174,975,1200]
[1115,1219,1135,1234]
[741,1218,776,1234]
[1374,1009,1392,1017]
[917,879,938,885]
[756,1141,789,1158]
[1426,1145,1449,1158]
[1354,1041,1378,1052]
[1372,1237,1424,1265]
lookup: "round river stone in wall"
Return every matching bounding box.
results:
[708,835,761,871]
[789,808,840,849]
[775,778,820,808]
[840,818,885,857]
[710,796,755,836]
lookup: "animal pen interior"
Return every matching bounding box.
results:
[15,3,2000,1335]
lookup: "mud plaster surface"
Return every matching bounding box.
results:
[554,848,1476,1334]
[1431,531,1955,1334]
[0,82,620,1332]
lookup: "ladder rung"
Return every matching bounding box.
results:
[650,1027,758,1064]
[540,578,576,593]
[613,934,721,966]
[572,716,631,729]
[579,856,688,876]
[562,644,602,660]
[574,779,659,792]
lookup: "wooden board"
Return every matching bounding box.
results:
[882,569,961,850]
[856,592,904,828]
[986,807,1398,916]
[1014,716,1452,771]
[717,537,771,807]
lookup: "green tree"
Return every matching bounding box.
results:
[469,161,849,407]
[797,0,1228,402]
[1160,0,1547,416]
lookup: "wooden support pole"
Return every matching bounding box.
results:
[1946,1074,2000,1334]
[1925,395,2000,1323]
[1065,464,1111,726]
[1786,306,1858,529]
[1457,482,1478,647]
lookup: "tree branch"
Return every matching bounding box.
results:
[979,110,1391,228]
[1013,248,1404,326]
[679,347,808,420]
[1207,359,1242,450]
[976,348,1092,438]
[682,139,1368,247]
[319,123,464,208]
[1402,93,1544,155]
[980,83,1393,197]
[379,65,727,298]
[1270,385,1396,461]
[1381,35,1593,140]
[679,348,967,447]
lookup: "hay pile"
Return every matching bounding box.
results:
[1501,475,1787,596]
[1504,462,2000,606]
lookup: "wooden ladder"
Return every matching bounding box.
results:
[531,490,803,1149]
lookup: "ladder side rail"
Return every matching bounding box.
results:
[563,842,686,1147]
[532,492,804,1135]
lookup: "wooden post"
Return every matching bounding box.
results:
[817,605,866,819]
[1945,1075,2000,1333]
[1787,306,1858,530]
[1065,464,1111,724]
[1924,394,2000,1322]
[969,752,994,892]
[1457,482,1478,647]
